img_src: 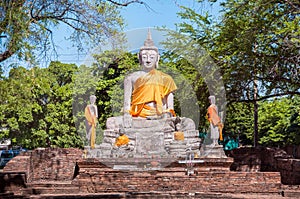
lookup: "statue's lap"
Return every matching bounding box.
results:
[88,116,200,159]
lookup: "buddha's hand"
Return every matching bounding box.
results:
[123,113,132,128]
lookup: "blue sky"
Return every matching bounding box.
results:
[2,0,223,69]
[60,0,223,66]
[121,0,222,30]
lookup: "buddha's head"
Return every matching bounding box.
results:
[138,30,160,71]
[90,95,96,104]
[208,95,216,105]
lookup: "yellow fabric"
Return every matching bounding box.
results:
[218,123,223,141]
[174,131,184,141]
[207,105,221,126]
[206,104,223,141]
[165,109,176,117]
[115,135,130,147]
[85,106,97,149]
[130,69,177,117]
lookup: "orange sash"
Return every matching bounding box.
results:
[207,105,223,141]
[85,106,97,149]
[130,69,177,117]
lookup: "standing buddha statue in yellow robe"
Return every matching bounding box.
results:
[85,95,98,149]
[206,95,223,146]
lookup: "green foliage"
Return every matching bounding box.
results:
[174,0,300,102]
[224,97,300,146]
[224,102,254,145]
[168,0,300,146]
[94,51,139,129]
[0,0,125,63]
[258,97,300,146]
[0,62,83,149]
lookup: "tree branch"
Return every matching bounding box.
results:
[0,50,15,62]
[228,91,300,104]
[106,0,145,6]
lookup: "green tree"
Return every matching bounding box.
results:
[259,97,300,146]
[0,0,146,63]
[224,102,254,145]
[0,66,43,147]
[94,50,139,129]
[171,0,299,146]
[0,62,83,149]
[45,61,82,148]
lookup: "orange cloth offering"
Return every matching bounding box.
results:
[115,134,130,147]
[174,131,184,141]
[129,69,177,117]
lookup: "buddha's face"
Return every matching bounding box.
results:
[139,49,159,70]
[90,96,96,104]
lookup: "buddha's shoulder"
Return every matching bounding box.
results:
[125,71,147,79]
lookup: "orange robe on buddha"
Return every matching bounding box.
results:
[129,69,177,118]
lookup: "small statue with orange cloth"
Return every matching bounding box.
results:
[206,95,223,146]
[85,95,98,149]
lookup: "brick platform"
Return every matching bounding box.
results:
[72,159,281,196]
[1,147,300,198]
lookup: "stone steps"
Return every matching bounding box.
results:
[28,193,125,199]
[24,181,80,195]
[73,168,282,194]
[22,191,286,199]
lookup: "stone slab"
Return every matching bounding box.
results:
[131,117,174,129]
[201,145,227,158]
[135,132,166,155]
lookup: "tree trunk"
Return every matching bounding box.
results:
[253,79,259,147]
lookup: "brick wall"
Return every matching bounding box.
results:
[3,148,83,182]
[2,145,299,197]
[0,172,26,194]
[229,146,300,185]
[72,160,281,195]
[283,145,300,159]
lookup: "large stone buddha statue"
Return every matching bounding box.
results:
[96,30,200,158]
[123,30,177,127]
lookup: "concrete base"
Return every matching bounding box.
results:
[200,144,227,158]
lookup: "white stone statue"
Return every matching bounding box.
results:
[122,30,177,128]
[85,95,98,149]
[100,30,199,158]
[206,95,223,146]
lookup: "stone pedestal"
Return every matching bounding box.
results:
[135,132,166,156]
[89,116,201,162]
[200,144,227,158]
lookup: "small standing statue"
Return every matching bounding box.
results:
[85,95,98,149]
[206,95,223,146]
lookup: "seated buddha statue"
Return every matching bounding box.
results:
[101,30,199,158]
[122,30,177,128]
